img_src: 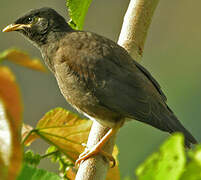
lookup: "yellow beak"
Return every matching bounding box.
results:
[2,24,31,32]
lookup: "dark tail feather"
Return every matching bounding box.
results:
[161,109,197,148]
[148,105,197,148]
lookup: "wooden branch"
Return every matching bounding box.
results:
[75,121,114,180]
[118,0,159,61]
[75,0,160,179]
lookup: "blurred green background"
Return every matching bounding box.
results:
[1,0,201,178]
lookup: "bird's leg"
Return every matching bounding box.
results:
[75,123,121,167]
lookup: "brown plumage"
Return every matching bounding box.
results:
[3,7,197,159]
[47,31,196,147]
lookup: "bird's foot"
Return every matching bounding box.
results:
[75,144,116,168]
[75,125,122,168]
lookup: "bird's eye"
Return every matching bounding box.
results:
[27,17,34,23]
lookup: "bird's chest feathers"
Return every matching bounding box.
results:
[54,61,98,114]
[41,43,60,73]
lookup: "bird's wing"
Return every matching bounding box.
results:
[133,61,167,102]
[91,54,164,121]
[54,32,197,147]
[56,32,167,121]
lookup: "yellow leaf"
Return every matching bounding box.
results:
[66,167,77,180]
[0,67,23,179]
[106,145,120,180]
[24,107,120,179]
[112,145,119,165]
[0,49,46,72]
[35,108,92,162]
[0,100,22,180]
[106,165,120,180]
[0,66,23,130]
[21,124,38,146]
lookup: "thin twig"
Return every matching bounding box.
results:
[40,150,59,159]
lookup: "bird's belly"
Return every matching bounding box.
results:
[54,64,122,128]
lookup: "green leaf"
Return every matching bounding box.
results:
[24,150,41,166]
[46,146,58,154]
[66,0,93,30]
[45,146,73,174]
[180,146,201,180]
[17,164,61,180]
[123,176,132,180]
[136,133,186,180]
[45,146,60,163]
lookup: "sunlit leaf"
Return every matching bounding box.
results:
[35,108,92,162]
[65,166,77,179]
[66,0,93,30]
[112,145,119,165]
[106,145,120,180]
[180,146,201,180]
[0,100,22,180]
[0,49,46,72]
[106,165,120,180]
[123,176,132,180]
[0,67,23,179]
[0,66,23,128]
[136,133,186,180]
[22,124,38,146]
[17,164,60,180]
[23,107,121,178]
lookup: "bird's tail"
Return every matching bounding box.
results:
[155,106,197,148]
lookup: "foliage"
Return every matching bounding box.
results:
[0,48,46,179]
[16,164,60,180]
[0,99,22,180]
[0,49,46,72]
[0,0,200,180]
[66,0,93,30]
[21,108,120,179]
[135,134,201,180]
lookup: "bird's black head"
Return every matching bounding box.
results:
[3,7,73,47]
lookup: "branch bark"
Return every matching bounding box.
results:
[75,0,160,179]
[118,0,159,61]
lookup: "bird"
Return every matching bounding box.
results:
[3,7,197,165]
